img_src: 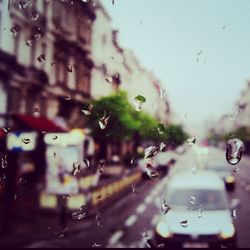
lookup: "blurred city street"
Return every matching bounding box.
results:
[1,147,250,248]
[1,0,250,248]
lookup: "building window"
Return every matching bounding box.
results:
[76,63,90,95]
[9,87,21,113]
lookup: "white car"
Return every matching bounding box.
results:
[153,171,239,248]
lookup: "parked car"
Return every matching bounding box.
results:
[205,162,235,191]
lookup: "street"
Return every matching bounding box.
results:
[14,147,250,248]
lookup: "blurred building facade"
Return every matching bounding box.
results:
[90,2,172,124]
[0,0,96,130]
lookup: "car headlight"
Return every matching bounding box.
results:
[225,176,235,184]
[220,224,235,239]
[156,221,172,238]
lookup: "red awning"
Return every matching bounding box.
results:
[13,114,67,133]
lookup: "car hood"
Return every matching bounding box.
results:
[160,210,232,235]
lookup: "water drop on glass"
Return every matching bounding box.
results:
[232,209,237,219]
[26,39,33,46]
[144,146,158,159]
[83,158,90,168]
[72,205,88,220]
[187,137,196,145]
[65,95,71,100]
[226,138,244,165]
[66,65,73,73]
[147,168,158,179]
[99,112,110,130]
[162,200,171,215]
[52,135,58,140]
[92,243,102,248]
[3,128,10,134]
[157,123,165,134]
[37,54,46,63]
[10,26,20,37]
[81,104,93,115]
[72,161,80,175]
[105,76,113,84]
[189,196,196,205]
[133,95,146,112]
[180,220,188,228]
[33,32,41,40]
[21,138,31,144]
[19,0,31,9]
[160,142,167,152]
[31,11,39,21]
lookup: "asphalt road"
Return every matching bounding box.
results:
[24,146,250,248]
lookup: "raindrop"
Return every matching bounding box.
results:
[72,205,88,220]
[144,146,158,159]
[130,157,135,166]
[141,231,150,238]
[56,227,69,239]
[186,137,196,145]
[189,196,196,205]
[66,65,73,73]
[99,112,110,130]
[233,167,239,173]
[92,243,102,248]
[26,39,33,46]
[162,200,171,215]
[105,76,113,84]
[238,103,246,110]
[10,26,20,37]
[21,138,31,144]
[97,159,105,173]
[160,142,167,152]
[81,104,93,115]
[13,194,17,200]
[72,161,81,175]
[232,209,237,219]
[18,0,32,9]
[65,95,71,100]
[157,123,165,135]
[83,158,90,168]
[160,89,166,99]
[3,128,10,134]
[53,152,56,158]
[95,212,102,227]
[112,0,115,5]
[30,11,39,21]
[146,168,158,179]
[42,130,47,134]
[197,50,203,56]
[133,95,146,112]
[222,25,226,30]
[131,184,139,193]
[37,54,46,63]
[197,206,203,218]
[146,239,154,248]
[33,32,41,40]
[226,138,244,165]
[140,19,143,25]
[1,154,7,169]
[180,220,188,228]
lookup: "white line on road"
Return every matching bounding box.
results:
[108,230,124,246]
[124,214,138,227]
[136,203,146,214]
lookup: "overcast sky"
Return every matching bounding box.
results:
[101,0,250,137]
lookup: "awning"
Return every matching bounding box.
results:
[13,114,67,133]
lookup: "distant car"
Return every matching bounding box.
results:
[205,163,235,191]
[153,171,239,248]
[153,152,176,175]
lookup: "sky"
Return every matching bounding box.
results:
[101,0,250,137]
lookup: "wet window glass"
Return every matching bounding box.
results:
[0,0,249,248]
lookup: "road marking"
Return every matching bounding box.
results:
[108,230,124,245]
[145,196,153,204]
[124,214,138,227]
[136,203,146,214]
[151,214,159,226]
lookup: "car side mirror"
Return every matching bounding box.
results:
[230,198,240,210]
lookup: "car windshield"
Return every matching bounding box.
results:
[167,189,229,211]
